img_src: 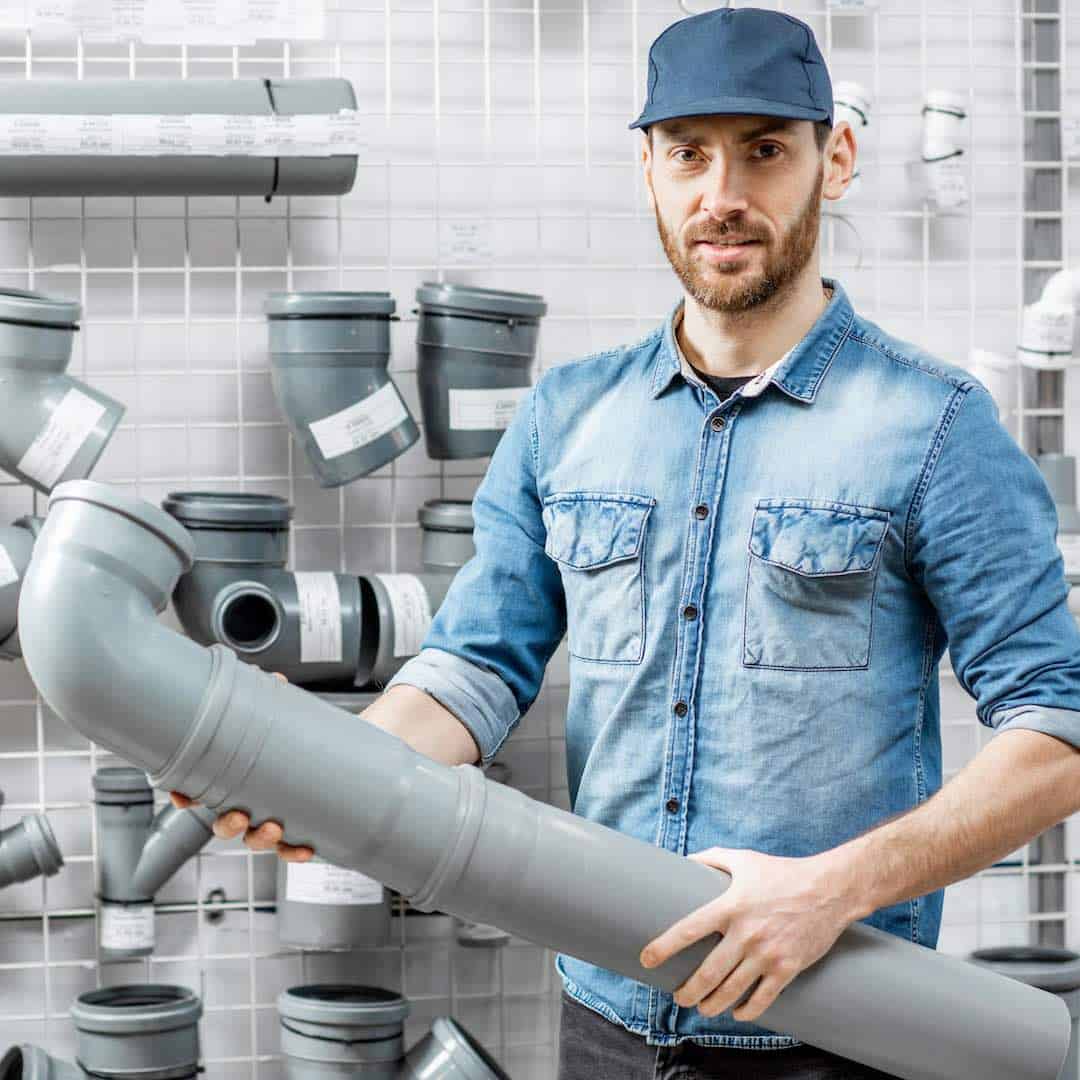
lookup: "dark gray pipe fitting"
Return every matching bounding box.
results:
[277,986,507,1079]
[360,499,475,688]
[276,857,392,951]
[19,480,1073,1080]
[70,984,202,1078]
[0,289,124,496]
[163,491,366,687]
[414,282,547,460]
[0,791,63,890]
[0,1046,81,1080]
[0,79,357,198]
[265,292,419,487]
[0,515,43,660]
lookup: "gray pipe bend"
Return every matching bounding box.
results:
[17,480,1072,1080]
[0,1046,82,1080]
[0,516,43,660]
[0,795,64,889]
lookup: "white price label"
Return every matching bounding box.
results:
[17,388,107,490]
[440,220,493,264]
[308,381,409,461]
[100,903,155,950]
[1059,533,1080,576]
[448,386,529,431]
[373,573,432,657]
[0,546,18,590]
[294,571,343,664]
[925,155,968,210]
[286,861,384,905]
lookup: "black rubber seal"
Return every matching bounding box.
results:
[264,79,282,205]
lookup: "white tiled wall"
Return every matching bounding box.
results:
[0,2,1075,1078]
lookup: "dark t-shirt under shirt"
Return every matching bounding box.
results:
[686,364,755,401]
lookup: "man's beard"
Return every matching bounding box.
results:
[653,162,825,314]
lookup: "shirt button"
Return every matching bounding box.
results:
[665,798,680,814]
[683,604,698,620]
[693,503,709,519]
[711,415,725,431]
[673,700,688,717]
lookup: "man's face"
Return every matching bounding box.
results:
[643,114,828,314]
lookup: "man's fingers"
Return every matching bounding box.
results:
[697,960,762,1019]
[272,672,287,683]
[244,820,284,851]
[640,897,731,969]
[277,843,314,863]
[170,792,193,809]
[212,810,250,840]
[672,936,742,1008]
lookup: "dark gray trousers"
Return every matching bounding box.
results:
[556,991,901,1080]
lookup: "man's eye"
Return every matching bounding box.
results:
[673,149,698,163]
[754,144,782,159]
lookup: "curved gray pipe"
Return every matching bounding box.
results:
[0,791,63,890]
[0,289,124,496]
[163,492,366,687]
[18,480,1072,1080]
[0,516,43,660]
[0,79,357,199]
[0,1046,81,1080]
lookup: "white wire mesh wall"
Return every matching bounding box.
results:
[0,1,1072,1078]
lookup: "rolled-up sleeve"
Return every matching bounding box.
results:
[907,383,1080,751]
[384,373,567,764]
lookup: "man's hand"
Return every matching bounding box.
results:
[639,846,861,1023]
[168,672,314,863]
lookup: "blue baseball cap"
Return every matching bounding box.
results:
[628,7,833,133]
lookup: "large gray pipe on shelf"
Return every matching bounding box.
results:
[0,289,124,496]
[17,479,1072,1080]
[0,78,357,198]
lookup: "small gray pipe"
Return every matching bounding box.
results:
[0,1046,81,1080]
[163,491,366,687]
[0,516,43,660]
[0,791,64,890]
[277,986,507,1079]
[0,289,124,496]
[414,282,547,460]
[0,79,357,198]
[266,292,419,487]
[18,480,1073,1080]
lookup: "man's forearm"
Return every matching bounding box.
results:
[360,683,481,767]
[822,727,1080,922]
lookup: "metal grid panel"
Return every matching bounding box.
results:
[0,2,1068,1078]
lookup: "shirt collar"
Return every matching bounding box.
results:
[649,275,854,403]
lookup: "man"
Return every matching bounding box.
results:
[177,7,1080,1079]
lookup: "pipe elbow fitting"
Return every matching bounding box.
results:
[0,789,63,890]
[0,1045,82,1080]
[0,516,43,661]
[1040,268,1079,309]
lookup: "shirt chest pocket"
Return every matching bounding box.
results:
[743,498,890,671]
[542,492,655,664]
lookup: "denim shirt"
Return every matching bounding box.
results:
[386,275,1080,1048]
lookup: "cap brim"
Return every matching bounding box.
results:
[629,96,830,130]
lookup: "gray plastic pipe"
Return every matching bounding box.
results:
[93,767,216,957]
[0,984,202,1080]
[163,491,367,687]
[414,282,547,460]
[18,480,1072,1080]
[0,289,124,496]
[0,791,63,890]
[266,291,419,487]
[0,516,43,661]
[0,79,357,198]
[278,985,507,1079]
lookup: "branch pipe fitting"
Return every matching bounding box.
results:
[277,986,507,1079]
[70,984,202,1078]
[414,282,547,460]
[360,499,475,687]
[163,491,366,687]
[0,289,124,495]
[0,516,43,660]
[0,790,63,890]
[1018,270,1080,370]
[19,480,1073,1080]
[265,292,419,487]
[920,89,969,212]
[0,78,357,198]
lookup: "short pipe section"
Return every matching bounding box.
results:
[0,802,63,890]
[414,281,547,460]
[164,491,365,687]
[70,984,202,1079]
[265,291,418,487]
[0,1046,82,1080]
[0,517,42,660]
[0,289,124,495]
[19,480,1074,1080]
